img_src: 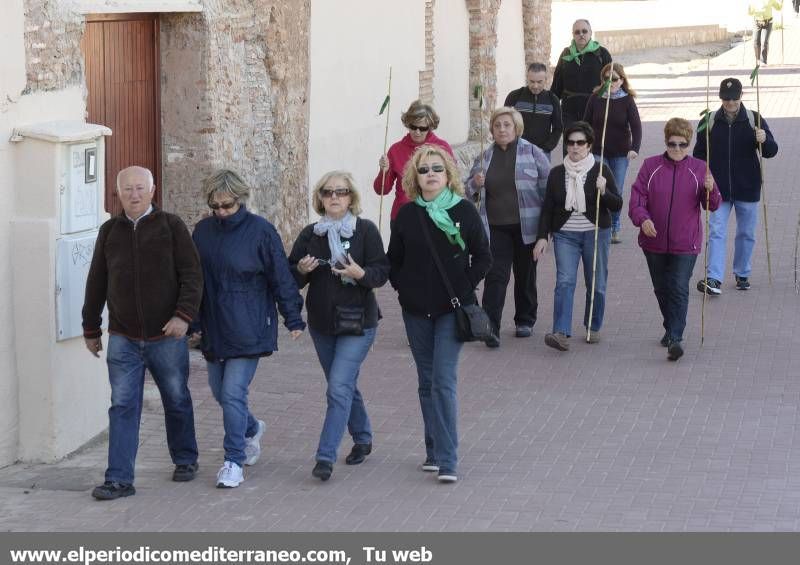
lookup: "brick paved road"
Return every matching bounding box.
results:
[1,24,799,532]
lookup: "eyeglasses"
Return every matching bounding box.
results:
[573,29,590,35]
[667,141,690,149]
[416,164,446,174]
[565,139,588,147]
[605,75,621,82]
[408,125,430,132]
[320,188,351,198]
[209,199,239,210]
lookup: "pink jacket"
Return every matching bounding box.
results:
[373,132,454,220]
[629,154,721,255]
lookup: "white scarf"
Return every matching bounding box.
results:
[313,211,357,285]
[563,153,595,214]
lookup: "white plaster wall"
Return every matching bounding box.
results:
[309,0,426,244]
[432,0,470,145]
[496,0,526,113]
[0,0,28,468]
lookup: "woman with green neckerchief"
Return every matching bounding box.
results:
[551,18,613,156]
[387,145,491,485]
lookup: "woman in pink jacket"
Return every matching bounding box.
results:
[374,100,455,224]
[629,118,721,361]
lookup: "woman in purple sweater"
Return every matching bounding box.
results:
[583,63,641,244]
[629,118,721,361]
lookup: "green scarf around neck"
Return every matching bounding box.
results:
[562,39,601,65]
[415,188,465,250]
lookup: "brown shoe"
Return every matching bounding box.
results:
[544,332,569,351]
[586,330,600,344]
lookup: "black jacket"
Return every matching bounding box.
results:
[504,87,563,152]
[551,45,613,120]
[388,200,491,319]
[692,103,778,202]
[289,218,389,335]
[83,207,203,340]
[537,162,622,240]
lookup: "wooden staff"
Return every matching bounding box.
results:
[781,11,785,65]
[794,210,800,294]
[754,66,773,284]
[701,58,712,346]
[586,63,614,343]
[474,83,486,212]
[377,66,393,234]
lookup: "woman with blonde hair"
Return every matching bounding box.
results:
[583,62,642,243]
[192,169,305,489]
[374,100,455,224]
[388,145,491,484]
[466,106,550,347]
[288,171,389,482]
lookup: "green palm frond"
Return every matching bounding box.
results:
[749,65,760,86]
[378,95,390,116]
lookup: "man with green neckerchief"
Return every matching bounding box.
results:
[552,19,613,156]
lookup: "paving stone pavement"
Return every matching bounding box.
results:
[1,23,799,532]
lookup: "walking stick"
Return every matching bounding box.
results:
[794,209,800,294]
[781,11,785,65]
[473,83,486,213]
[752,64,773,284]
[701,59,712,346]
[586,64,614,343]
[377,66,393,234]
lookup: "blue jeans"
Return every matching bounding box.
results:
[309,327,377,464]
[707,200,759,281]
[596,154,630,232]
[105,334,197,485]
[644,251,698,343]
[402,311,462,474]
[207,357,261,466]
[552,229,611,336]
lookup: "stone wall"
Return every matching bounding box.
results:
[160,0,310,245]
[596,25,730,55]
[22,0,84,93]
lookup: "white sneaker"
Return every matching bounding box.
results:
[244,420,265,466]
[216,461,244,488]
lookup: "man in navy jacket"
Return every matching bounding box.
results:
[693,77,778,294]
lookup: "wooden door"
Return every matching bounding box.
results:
[82,14,161,215]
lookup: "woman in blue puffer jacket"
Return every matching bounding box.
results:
[192,169,305,489]
[629,118,721,362]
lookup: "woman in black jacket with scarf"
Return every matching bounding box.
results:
[387,145,491,484]
[289,171,389,482]
[533,122,621,351]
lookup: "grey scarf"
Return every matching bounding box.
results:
[313,212,357,285]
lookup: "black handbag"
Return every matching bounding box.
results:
[333,305,365,336]
[417,207,494,343]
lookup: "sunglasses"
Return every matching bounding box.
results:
[320,188,351,198]
[565,139,588,147]
[417,164,446,175]
[605,75,621,82]
[573,29,590,35]
[209,199,239,210]
[721,97,740,102]
[667,141,690,149]
[408,125,430,132]
[316,258,347,268]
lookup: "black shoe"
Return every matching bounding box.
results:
[660,332,670,347]
[421,459,439,472]
[345,443,372,465]
[92,481,135,500]
[485,333,500,348]
[667,341,684,361]
[515,325,533,338]
[735,276,751,290]
[312,461,333,481]
[172,462,199,482]
[696,278,722,295]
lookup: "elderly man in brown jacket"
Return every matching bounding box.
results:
[82,165,203,501]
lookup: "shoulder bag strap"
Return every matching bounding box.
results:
[416,206,461,309]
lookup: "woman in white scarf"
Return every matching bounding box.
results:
[533,121,622,351]
[289,171,389,482]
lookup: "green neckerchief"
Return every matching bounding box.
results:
[414,188,465,250]
[562,39,601,65]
